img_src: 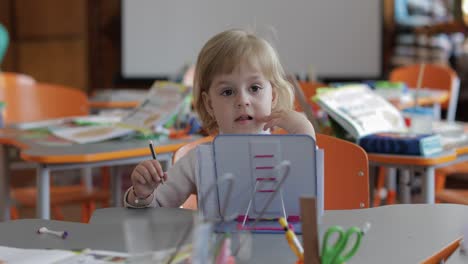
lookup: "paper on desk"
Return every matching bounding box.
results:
[11,116,84,130]
[60,247,191,264]
[50,81,190,144]
[0,245,140,264]
[91,89,149,103]
[0,245,76,264]
[11,115,122,131]
[50,125,134,144]
[432,121,468,149]
[119,81,190,132]
[55,249,130,264]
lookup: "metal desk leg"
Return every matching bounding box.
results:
[369,165,376,207]
[37,165,50,219]
[433,103,441,121]
[399,169,412,204]
[0,145,10,221]
[82,167,92,192]
[111,166,122,207]
[385,167,397,204]
[422,167,435,204]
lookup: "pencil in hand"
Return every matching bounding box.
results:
[149,140,164,184]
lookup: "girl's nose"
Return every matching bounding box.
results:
[236,91,250,108]
[237,101,250,107]
[236,97,250,108]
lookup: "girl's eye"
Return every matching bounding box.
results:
[220,89,233,96]
[250,85,262,93]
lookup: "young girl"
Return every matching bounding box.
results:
[124,29,315,208]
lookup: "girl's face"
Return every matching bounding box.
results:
[203,61,276,134]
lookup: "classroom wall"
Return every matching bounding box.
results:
[0,0,421,94]
[0,0,89,91]
[0,0,122,93]
[122,0,382,80]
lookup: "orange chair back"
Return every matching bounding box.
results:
[316,134,369,209]
[294,81,326,112]
[389,63,460,121]
[0,72,36,87]
[173,136,214,210]
[0,81,89,125]
[176,133,369,210]
[172,136,214,164]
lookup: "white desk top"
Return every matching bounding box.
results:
[0,204,467,263]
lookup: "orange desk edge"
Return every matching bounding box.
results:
[88,101,139,109]
[0,134,187,164]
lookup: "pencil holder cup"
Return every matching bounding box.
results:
[402,106,434,134]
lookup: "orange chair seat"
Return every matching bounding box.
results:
[436,189,468,205]
[12,186,109,207]
[437,163,468,175]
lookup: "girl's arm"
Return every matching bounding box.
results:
[124,149,197,208]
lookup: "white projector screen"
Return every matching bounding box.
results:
[122,0,382,80]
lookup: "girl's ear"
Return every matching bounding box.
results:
[202,91,214,116]
[271,87,278,108]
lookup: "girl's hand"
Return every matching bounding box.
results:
[259,110,316,137]
[130,160,168,199]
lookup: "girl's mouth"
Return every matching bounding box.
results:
[235,115,253,122]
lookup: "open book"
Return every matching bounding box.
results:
[315,85,447,156]
[315,84,407,140]
[49,81,190,144]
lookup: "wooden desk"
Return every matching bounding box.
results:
[0,128,200,220]
[0,204,466,263]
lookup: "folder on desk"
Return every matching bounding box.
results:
[195,134,324,233]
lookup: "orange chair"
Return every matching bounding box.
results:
[173,136,214,210]
[0,72,36,89]
[389,63,460,121]
[374,64,466,205]
[294,81,326,112]
[317,133,369,209]
[175,134,369,210]
[1,82,88,125]
[0,80,109,222]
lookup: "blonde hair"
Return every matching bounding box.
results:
[193,29,294,134]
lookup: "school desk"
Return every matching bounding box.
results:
[395,88,449,117]
[0,127,200,220]
[0,204,466,263]
[368,140,468,205]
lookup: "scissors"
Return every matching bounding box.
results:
[321,225,363,264]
